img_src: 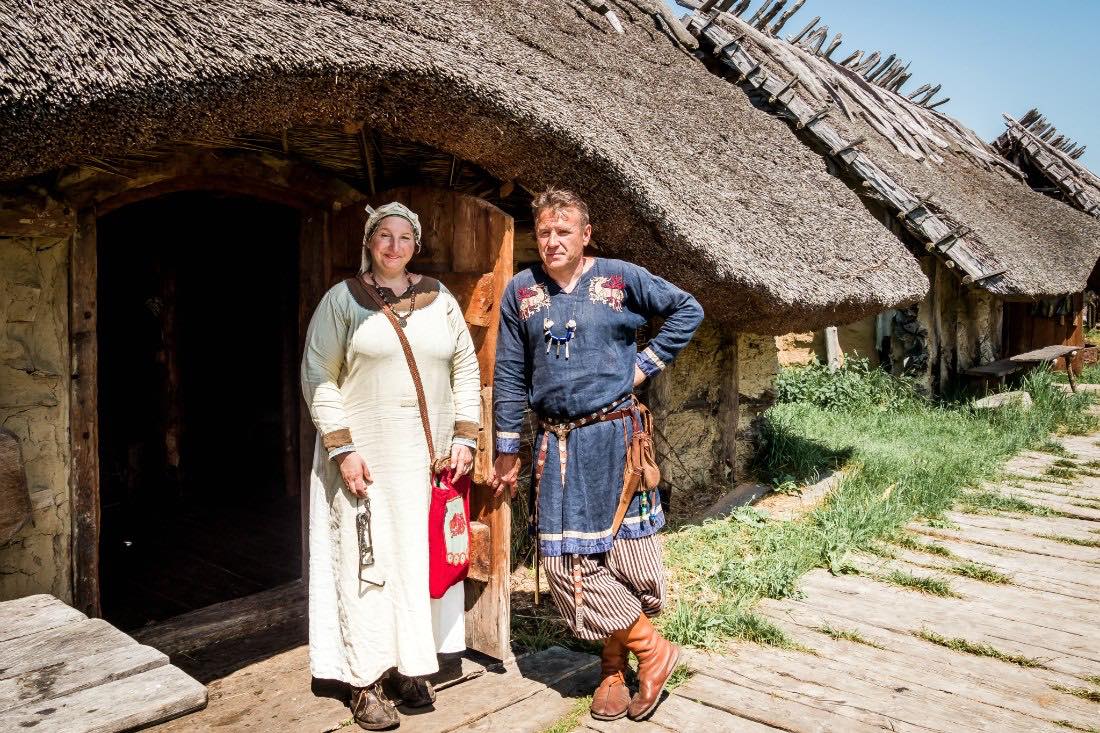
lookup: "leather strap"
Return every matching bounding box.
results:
[355,277,436,464]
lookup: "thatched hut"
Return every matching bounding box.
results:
[0,0,925,654]
[673,1,1100,392]
[993,109,1100,348]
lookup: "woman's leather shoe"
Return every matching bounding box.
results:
[389,670,436,708]
[350,682,400,730]
[590,636,630,720]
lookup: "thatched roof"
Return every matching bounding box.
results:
[0,0,927,333]
[993,109,1100,217]
[679,2,1100,299]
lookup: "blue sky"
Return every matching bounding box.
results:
[665,0,1099,172]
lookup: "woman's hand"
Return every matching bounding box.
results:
[450,443,474,479]
[336,451,372,498]
[491,453,521,498]
[633,365,646,388]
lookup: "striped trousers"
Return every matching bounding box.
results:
[542,534,666,641]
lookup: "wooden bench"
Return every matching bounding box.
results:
[963,345,1081,392]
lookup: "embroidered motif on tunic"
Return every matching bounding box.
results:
[588,274,625,311]
[517,283,551,320]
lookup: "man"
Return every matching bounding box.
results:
[491,189,703,722]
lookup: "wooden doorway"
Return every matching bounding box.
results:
[326,186,514,659]
[93,192,304,630]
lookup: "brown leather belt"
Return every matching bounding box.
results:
[530,397,636,606]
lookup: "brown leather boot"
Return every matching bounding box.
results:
[589,636,630,720]
[620,613,680,721]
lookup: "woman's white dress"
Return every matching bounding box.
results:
[301,278,480,686]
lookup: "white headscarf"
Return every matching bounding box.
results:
[360,202,423,273]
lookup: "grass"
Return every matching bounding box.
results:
[886,532,957,557]
[666,665,695,691]
[815,624,885,649]
[916,629,1045,667]
[949,562,1012,584]
[657,362,1096,652]
[957,490,1056,516]
[1052,685,1100,703]
[1046,467,1080,480]
[539,695,592,733]
[1036,533,1100,548]
[1083,675,1100,686]
[1054,458,1079,468]
[1055,721,1100,733]
[881,570,960,597]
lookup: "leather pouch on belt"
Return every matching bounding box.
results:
[611,400,661,536]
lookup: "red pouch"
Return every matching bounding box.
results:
[428,469,471,599]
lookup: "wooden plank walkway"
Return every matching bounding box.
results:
[0,594,207,732]
[577,433,1100,733]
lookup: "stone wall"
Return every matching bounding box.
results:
[0,231,72,602]
[645,324,783,514]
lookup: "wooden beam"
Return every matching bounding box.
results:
[70,208,100,617]
[686,12,998,284]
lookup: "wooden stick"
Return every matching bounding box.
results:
[769,0,804,35]
[787,15,819,43]
[823,32,843,59]
[926,96,950,110]
[748,0,775,26]
[757,0,788,30]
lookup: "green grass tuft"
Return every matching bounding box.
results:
[949,562,1012,584]
[1083,675,1100,686]
[1036,533,1100,548]
[815,624,885,649]
[666,665,695,691]
[887,532,958,557]
[1055,721,1100,733]
[1052,685,1100,703]
[882,570,960,597]
[539,695,593,733]
[916,629,1045,667]
[1054,458,1079,468]
[958,490,1055,516]
[1046,467,1079,480]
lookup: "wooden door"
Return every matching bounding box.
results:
[324,187,514,660]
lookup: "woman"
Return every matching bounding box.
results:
[301,202,480,730]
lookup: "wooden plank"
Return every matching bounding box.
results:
[674,671,888,733]
[791,572,1099,675]
[752,618,1100,728]
[0,663,206,733]
[148,644,345,732]
[70,207,101,618]
[585,690,785,732]
[0,595,85,644]
[400,646,597,732]
[132,581,305,656]
[454,660,600,732]
[0,641,167,714]
[945,510,1100,543]
[920,522,1100,564]
[0,192,75,236]
[299,209,329,582]
[694,648,1056,732]
[467,521,491,583]
[0,618,139,680]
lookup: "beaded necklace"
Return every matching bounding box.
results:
[364,271,417,327]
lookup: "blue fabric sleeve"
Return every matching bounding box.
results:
[624,262,704,376]
[493,278,528,454]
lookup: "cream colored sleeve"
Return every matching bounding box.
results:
[300,287,354,458]
[446,290,481,446]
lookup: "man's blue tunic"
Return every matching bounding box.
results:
[493,258,703,557]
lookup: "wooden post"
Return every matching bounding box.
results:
[825,326,843,372]
[1065,352,1078,393]
[71,208,101,617]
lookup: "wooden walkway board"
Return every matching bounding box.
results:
[0,595,206,732]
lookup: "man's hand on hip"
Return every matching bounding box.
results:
[491,453,521,498]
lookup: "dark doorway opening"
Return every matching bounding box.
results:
[97,191,302,631]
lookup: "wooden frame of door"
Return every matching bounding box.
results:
[68,174,336,618]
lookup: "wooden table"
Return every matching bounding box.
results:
[0,594,206,732]
[963,344,1081,392]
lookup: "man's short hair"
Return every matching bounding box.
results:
[531,188,590,228]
